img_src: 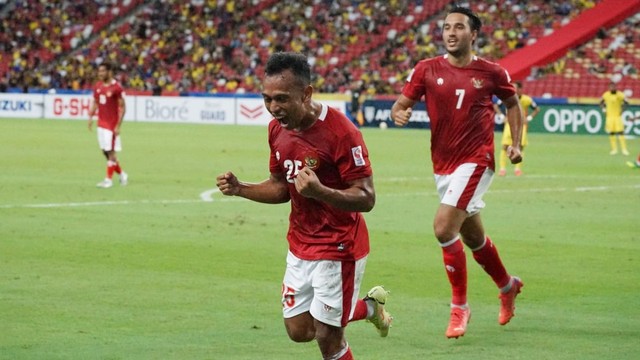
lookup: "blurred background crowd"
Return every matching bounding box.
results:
[1,0,638,98]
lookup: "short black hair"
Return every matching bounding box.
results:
[448,6,482,33]
[99,61,115,72]
[265,52,311,88]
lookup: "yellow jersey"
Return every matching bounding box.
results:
[519,94,537,118]
[601,91,626,119]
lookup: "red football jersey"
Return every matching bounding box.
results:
[268,104,372,261]
[93,79,124,131]
[402,55,516,174]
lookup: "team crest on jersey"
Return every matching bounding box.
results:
[437,78,444,85]
[351,146,365,166]
[471,78,484,89]
[303,153,319,170]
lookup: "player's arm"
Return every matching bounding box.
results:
[295,168,375,212]
[391,94,417,127]
[528,104,540,121]
[115,97,126,135]
[88,99,98,131]
[216,171,290,204]
[503,94,524,164]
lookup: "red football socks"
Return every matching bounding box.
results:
[441,238,467,306]
[472,237,511,289]
[349,299,368,322]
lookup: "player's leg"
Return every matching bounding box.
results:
[616,133,629,155]
[110,134,128,185]
[435,164,494,337]
[462,214,523,326]
[499,129,511,176]
[313,322,352,360]
[434,204,469,308]
[310,258,363,359]
[282,252,316,342]
[96,128,114,188]
[347,256,392,337]
[606,119,618,154]
[284,312,316,342]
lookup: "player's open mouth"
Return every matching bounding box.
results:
[276,117,289,127]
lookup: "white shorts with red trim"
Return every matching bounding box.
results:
[97,127,122,152]
[434,163,494,215]
[281,251,367,327]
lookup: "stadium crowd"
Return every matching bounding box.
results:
[3,0,635,98]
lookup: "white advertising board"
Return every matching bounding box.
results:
[43,94,136,121]
[0,93,44,118]
[135,96,235,124]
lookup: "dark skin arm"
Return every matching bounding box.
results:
[216,171,290,204]
[502,94,524,164]
[294,167,375,212]
[216,168,375,212]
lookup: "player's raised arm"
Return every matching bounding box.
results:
[391,94,417,127]
[216,171,290,204]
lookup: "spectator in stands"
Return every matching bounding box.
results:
[600,81,629,155]
[1,0,610,96]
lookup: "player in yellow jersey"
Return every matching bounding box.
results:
[498,81,540,176]
[600,82,629,155]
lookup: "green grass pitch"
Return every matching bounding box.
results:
[1,118,638,359]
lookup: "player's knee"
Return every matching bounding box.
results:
[284,323,315,343]
[434,223,457,243]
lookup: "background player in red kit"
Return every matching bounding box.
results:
[88,61,128,188]
[216,52,392,360]
[391,7,524,339]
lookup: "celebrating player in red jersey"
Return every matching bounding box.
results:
[88,61,128,188]
[391,7,525,339]
[217,52,392,360]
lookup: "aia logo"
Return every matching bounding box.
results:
[351,146,365,166]
[240,104,263,119]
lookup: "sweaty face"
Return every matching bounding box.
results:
[261,70,308,130]
[443,13,476,57]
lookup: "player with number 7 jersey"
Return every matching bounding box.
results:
[402,53,515,175]
[391,6,525,339]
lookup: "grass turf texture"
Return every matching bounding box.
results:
[1,118,638,359]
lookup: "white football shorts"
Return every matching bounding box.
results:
[281,251,367,328]
[97,127,122,152]
[434,163,494,215]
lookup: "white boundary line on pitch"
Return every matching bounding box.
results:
[1,184,638,209]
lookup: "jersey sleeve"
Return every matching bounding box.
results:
[268,121,280,174]
[335,126,372,182]
[493,67,516,101]
[402,61,427,101]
